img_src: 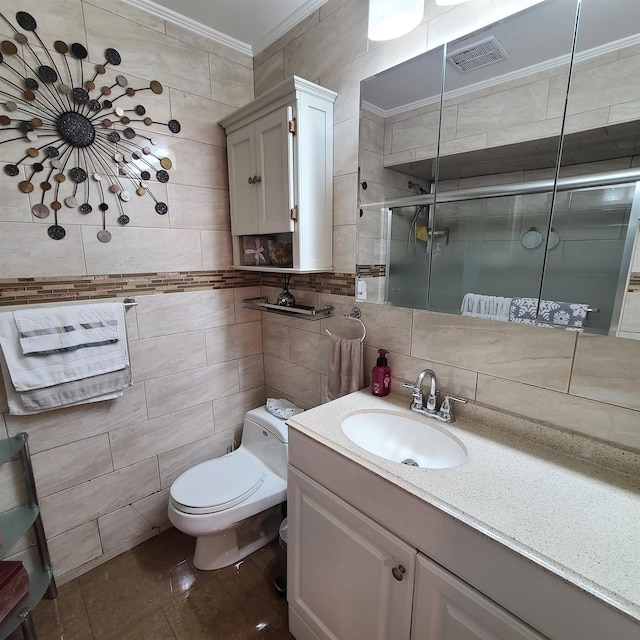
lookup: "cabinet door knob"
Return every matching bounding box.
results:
[255,175,262,183]
[247,176,254,184]
[392,565,406,581]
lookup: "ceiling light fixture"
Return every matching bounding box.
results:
[367,0,424,41]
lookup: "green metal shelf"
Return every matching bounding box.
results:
[0,506,39,561]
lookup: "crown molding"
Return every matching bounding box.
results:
[120,0,252,56]
[121,0,327,57]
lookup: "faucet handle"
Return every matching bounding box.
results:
[438,395,467,422]
[403,381,423,407]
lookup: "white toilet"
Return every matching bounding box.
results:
[168,406,288,570]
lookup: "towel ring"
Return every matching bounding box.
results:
[325,308,366,343]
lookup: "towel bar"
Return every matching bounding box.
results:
[325,308,366,343]
[123,297,138,311]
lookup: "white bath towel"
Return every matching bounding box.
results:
[0,304,129,392]
[14,302,121,356]
[461,293,512,322]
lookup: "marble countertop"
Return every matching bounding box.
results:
[287,390,640,623]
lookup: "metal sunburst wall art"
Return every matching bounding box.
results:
[0,10,181,243]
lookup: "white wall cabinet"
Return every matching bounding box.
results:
[288,467,415,640]
[220,77,337,273]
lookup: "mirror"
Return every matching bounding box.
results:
[357,0,640,337]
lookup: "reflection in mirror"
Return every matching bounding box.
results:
[541,0,640,335]
[356,0,640,338]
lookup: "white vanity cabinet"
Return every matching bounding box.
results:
[219,76,337,273]
[288,467,415,640]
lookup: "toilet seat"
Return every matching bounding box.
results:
[170,453,265,515]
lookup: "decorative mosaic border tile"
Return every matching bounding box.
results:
[629,273,640,292]
[357,264,386,278]
[0,271,260,307]
[261,272,355,296]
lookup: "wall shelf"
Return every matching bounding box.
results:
[243,297,333,321]
[0,433,57,640]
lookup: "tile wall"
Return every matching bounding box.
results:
[255,0,640,451]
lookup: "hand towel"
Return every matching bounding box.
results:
[0,304,129,391]
[14,302,121,356]
[461,293,512,322]
[326,335,364,402]
[509,298,589,328]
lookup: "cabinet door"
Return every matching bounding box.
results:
[288,467,415,640]
[255,107,294,235]
[412,554,548,640]
[227,124,258,236]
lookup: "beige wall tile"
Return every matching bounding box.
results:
[213,387,266,433]
[129,330,207,383]
[136,289,235,338]
[5,383,148,454]
[411,311,576,392]
[205,321,263,363]
[32,434,113,498]
[144,362,238,418]
[334,173,359,226]
[333,224,357,273]
[84,0,165,32]
[0,224,86,278]
[570,334,640,411]
[0,0,83,44]
[620,292,640,333]
[264,355,322,407]
[209,54,254,108]
[477,375,640,451]
[166,138,228,190]
[357,303,413,356]
[158,430,239,488]
[82,226,203,275]
[289,329,329,374]
[254,51,286,97]
[40,459,160,538]
[132,488,171,528]
[234,286,262,324]
[48,521,103,577]
[110,403,214,469]
[201,230,234,270]
[83,3,211,98]
[167,184,230,230]
[98,506,156,553]
[238,354,265,391]
[0,168,32,222]
[169,90,234,147]
[334,118,360,177]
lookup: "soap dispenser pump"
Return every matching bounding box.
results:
[371,349,391,397]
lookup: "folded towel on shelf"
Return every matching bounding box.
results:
[0,303,129,392]
[460,293,512,322]
[326,335,364,402]
[266,398,304,420]
[14,303,121,356]
[509,298,590,328]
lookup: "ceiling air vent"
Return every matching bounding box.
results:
[446,36,509,73]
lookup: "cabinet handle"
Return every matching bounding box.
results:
[255,175,262,183]
[392,565,406,581]
[248,176,254,185]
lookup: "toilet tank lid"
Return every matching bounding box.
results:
[245,406,289,443]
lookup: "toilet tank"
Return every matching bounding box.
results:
[241,406,289,478]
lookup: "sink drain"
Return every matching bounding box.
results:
[401,459,419,467]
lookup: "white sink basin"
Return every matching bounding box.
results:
[341,412,467,469]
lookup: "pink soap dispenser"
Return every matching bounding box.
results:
[371,349,391,397]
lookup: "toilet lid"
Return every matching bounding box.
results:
[170,454,265,515]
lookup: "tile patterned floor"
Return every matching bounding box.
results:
[10,528,294,640]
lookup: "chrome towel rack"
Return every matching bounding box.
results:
[325,308,366,343]
[123,297,138,311]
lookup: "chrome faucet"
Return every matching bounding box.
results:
[403,368,467,423]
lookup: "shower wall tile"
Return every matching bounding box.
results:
[98,506,156,553]
[477,375,640,451]
[411,311,575,392]
[129,331,207,383]
[213,387,266,433]
[5,383,148,454]
[238,355,265,391]
[48,521,103,577]
[205,321,263,363]
[32,435,113,498]
[110,403,214,469]
[136,289,235,338]
[570,334,640,411]
[40,459,159,538]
